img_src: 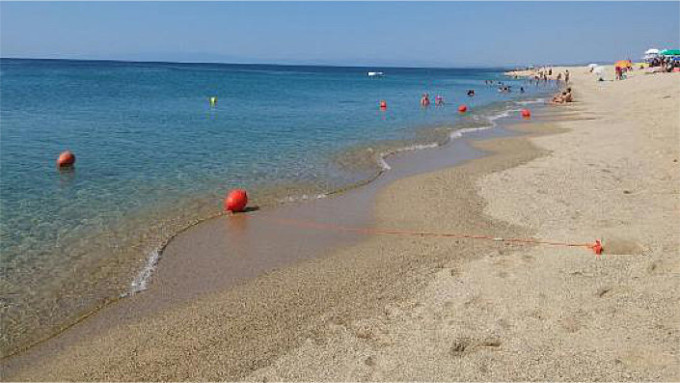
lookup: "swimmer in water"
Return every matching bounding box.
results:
[434,95,444,106]
[420,93,431,107]
[467,89,475,97]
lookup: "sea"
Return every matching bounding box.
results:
[0,58,554,355]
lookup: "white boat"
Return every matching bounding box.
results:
[367,71,384,77]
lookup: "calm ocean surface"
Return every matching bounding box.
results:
[0,58,552,354]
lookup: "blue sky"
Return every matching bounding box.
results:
[1,2,678,67]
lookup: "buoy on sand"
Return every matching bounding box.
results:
[224,189,248,213]
[521,109,532,118]
[57,151,76,168]
[458,105,468,113]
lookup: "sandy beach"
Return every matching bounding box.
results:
[2,66,679,381]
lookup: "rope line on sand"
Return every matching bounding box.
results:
[258,216,603,255]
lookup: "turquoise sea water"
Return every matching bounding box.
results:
[0,58,553,354]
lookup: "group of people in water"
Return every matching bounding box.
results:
[483,79,525,94]
[416,66,576,109]
[418,76,534,108]
[419,93,447,107]
[418,86,480,107]
[509,66,574,105]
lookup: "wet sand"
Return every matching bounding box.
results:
[3,66,679,380]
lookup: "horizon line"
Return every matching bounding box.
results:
[0,56,589,70]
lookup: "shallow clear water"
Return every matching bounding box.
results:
[0,58,553,354]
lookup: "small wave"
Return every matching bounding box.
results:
[379,142,440,170]
[379,103,531,171]
[280,193,328,203]
[450,108,515,138]
[128,249,161,295]
[515,98,546,106]
[448,125,492,139]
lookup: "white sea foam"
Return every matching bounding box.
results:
[515,98,546,106]
[280,193,328,203]
[448,125,492,139]
[128,249,160,295]
[449,107,517,139]
[378,142,440,170]
[378,104,530,171]
[378,156,392,170]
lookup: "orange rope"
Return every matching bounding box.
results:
[257,216,603,255]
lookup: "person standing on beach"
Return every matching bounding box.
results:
[565,70,570,83]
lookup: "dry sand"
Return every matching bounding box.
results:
[3,66,679,381]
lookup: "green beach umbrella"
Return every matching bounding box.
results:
[660,49,680,56]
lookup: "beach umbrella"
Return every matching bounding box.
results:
[615,60,632,68]
[587,63,598,69]
[660,49,680,56]
[593,66,605,75]
[643,48,660,60]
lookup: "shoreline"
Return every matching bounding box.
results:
[5,65,678,380]
[3,84,548,357]
[2,94,544,378]
[0,91,549,359]
[3,103,564,380]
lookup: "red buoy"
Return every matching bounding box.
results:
[458,105,468,113]
[379,100,387,110]
[57,151,76,168]
[224,189,248,213]
[521,109,532,118]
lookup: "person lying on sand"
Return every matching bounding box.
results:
[552,91,567,103]
[551,88,573,104]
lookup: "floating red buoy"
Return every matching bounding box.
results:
[379,100,387,110]
[224,189,248,213]
[521,109,531,118]
[458,105,468,113]
[57,151,76,168]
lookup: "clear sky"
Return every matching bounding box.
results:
[1,1,679,67]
